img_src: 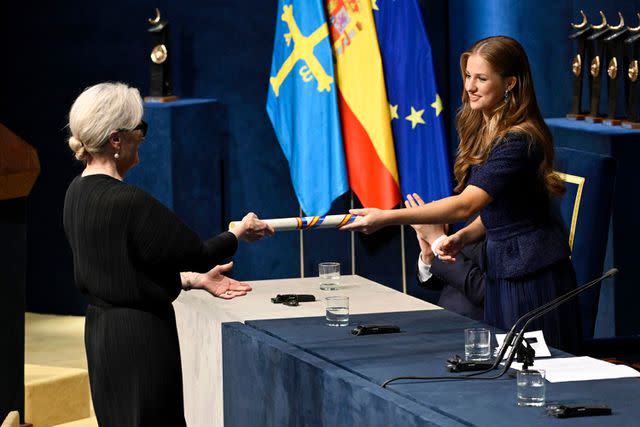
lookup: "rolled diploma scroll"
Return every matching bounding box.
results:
[229,214,360,232]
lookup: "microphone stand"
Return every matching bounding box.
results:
[381,268,618,388]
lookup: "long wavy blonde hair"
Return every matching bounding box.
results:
[454,36,564,196]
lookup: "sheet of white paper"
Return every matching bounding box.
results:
[509,356,640,383]
[495,330,551,358]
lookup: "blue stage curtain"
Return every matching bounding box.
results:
[125,99,226,239]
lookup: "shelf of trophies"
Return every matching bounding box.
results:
[543,10,640,338]
[567,10,640,128]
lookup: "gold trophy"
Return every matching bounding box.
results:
[567,10,591,120]
[585,11,611,123]
[622,13,640,128]
[603,13,627,126]
[145,8,178,102]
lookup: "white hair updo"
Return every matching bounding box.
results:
[67,82,143,161]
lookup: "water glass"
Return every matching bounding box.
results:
[325,296,349,327]
[319,262,341,290]
[517,369,546,407]
[464,328,491,361]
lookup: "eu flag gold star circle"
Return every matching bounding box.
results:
[405,106,426,129]
[431,94,443,117]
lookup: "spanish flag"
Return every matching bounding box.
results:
[326,0,401,209]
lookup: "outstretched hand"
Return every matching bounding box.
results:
[196,262,252,299]
[404,193,447,244]
[339,208,387,234]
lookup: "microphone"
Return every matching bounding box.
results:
[496,268,618,373]
[490,267,618,374]
[380,268,618,387]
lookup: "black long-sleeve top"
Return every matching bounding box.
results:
[63,174,237,308]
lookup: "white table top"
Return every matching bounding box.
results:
[175,274,440,322]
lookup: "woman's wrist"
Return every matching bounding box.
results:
[181,272,200,290]
[454,229,469,247]
[381,209,396,227]
[229,226,243,241]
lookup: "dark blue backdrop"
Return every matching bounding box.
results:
[0,1,636,322]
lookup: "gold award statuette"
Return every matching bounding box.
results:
[602,12,626,126]
[584,11,608,122]
[567,10,589,120]
[145,8,177,103]
[621,13,640,128]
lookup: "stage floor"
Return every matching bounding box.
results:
[25,312,87,370]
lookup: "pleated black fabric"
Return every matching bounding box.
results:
[63,174,237,426]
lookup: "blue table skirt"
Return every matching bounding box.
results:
[223,310,640,426]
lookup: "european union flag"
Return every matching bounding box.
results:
[267,0,348,216]
[374,0,452,202]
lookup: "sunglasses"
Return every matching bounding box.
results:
[118,120,148,137]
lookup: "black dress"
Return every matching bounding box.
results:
[63,174,237,426]
[467,133,581,353]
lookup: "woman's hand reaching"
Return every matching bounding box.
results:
[339,208,388,234]
[182,262,252,299]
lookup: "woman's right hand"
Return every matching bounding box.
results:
[339,208,389,234]
[231,212,275,242]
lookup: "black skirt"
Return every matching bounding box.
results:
[85,304,187,427]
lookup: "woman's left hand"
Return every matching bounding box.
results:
[435,233,465,263]
[339,208,388,234]
[195,262,252,299]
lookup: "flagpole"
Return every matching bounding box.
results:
[400,223,407,294]
[350,192,356,276]
[299,206,304,278]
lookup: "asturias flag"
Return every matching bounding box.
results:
[374,0,452,202]
[267,0,348,216]
[326,0,401,209]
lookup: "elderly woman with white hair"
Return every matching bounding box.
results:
[63,82,273,426]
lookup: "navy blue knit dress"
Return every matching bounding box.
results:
[467,133,581,352]
[63,174,238,426]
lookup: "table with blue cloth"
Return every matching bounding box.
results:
[223,309,640,426]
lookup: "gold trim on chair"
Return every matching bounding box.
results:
[555,171,586,251]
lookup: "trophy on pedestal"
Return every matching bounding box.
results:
[145,8,178,103]
[622,13,640,128]
[567,10,592,120]
[603,13,627,126]
[585,11,611,123]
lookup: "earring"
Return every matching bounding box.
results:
[114,152,120,159]
[504,89,511,102]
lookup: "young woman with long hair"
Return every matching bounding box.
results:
[342,36,580,352]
